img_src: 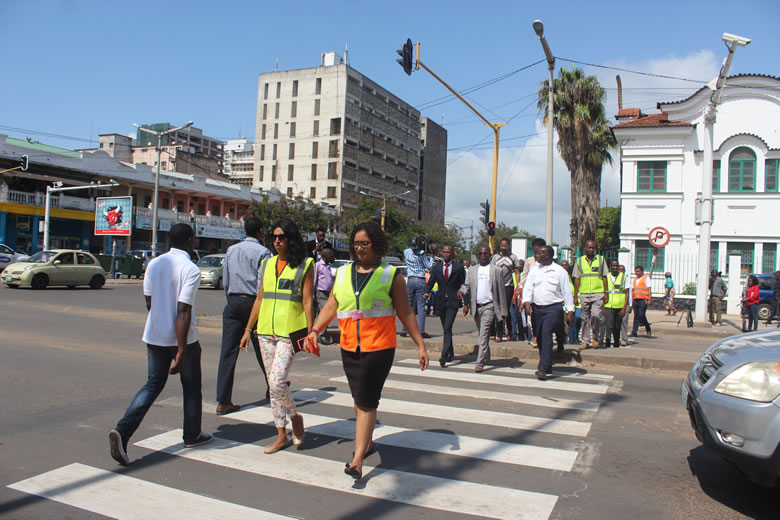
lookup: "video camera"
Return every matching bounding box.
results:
[409,235,428,256]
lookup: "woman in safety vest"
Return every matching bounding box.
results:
[240,218,314,454]
[307,221,429,480]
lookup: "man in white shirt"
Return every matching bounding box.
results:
[109,223,213,466]
[523,246,575,380]
[518,237,547,347]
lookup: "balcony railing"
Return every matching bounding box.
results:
[135,207,244,228]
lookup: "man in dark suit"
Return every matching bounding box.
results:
[305,225,333,261]
[424,245,466,367]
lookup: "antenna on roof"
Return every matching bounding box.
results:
[441,112,445,126]
[344,42,349,65]
[274,57,279,72]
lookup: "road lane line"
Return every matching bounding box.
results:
[398,358,614,381]
[136,430,558,520]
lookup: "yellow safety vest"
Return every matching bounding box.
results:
[333,262,396,352]
[568,278,581,309]
[257,255,313,338]
[577,255,605,294]
[605,272,627,309]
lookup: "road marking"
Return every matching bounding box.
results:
[8,463,293,519]
[228,406,579,472]
[294,389,591,437]
[398,358,614,380]
[136,430,558,520]
[329,375,600,412]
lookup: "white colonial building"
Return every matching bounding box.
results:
[614,74,780,295]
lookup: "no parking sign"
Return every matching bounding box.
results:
[648,226,670,248]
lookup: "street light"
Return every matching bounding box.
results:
[133,121,193,257]
[533,20,555,245]
[359,189,411,231]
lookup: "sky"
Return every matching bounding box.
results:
[1,0,778,245]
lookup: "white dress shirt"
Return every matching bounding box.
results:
[523,262,574,312]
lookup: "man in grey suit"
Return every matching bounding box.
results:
[458,246,508,372]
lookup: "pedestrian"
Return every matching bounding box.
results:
[215,216,272,416]
[400,236,434,338]
[491,238,521,342]
[313,248,335,344]
[519,237,547,347]
[513,258,527,341]
[743,275,760,332]
[663,272,677,316]
[630,265,652,337]
[619,265,631,346]
[603,260,628,348]
[709,270,728,325]
[424,259,441,317]
[305,225,332,260]
[424,244,466,367]
[562,260,582,345]
[459,246,508,372]
[523,246,575,380]
[240,218,314,454]
[308,221,429,480]
[109,223,212,466]
[573,240,608,350]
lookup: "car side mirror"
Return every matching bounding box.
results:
[53,260,61,265]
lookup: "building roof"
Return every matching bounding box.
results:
[6,137,81,158]
[659,73,780,107]
[612,112,692,129]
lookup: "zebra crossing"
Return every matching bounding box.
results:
[8,357,618,519]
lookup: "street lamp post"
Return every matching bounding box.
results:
[533,20,555,245]
[134,121,193,257]
[359,189,410,231]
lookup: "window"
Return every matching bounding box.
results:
[315,77,322,95]
[260,144,265,160]
[276,82,281,98]
[274,103,280,119]
[329,140,339,158]
[327,186,337,198]
[261,124,266,140]
[287,187,293,198]
[263,83,269,99]
[77,253,95,265]
[262,104,268,120]
[727,241,754,274]
[728,147,756,192]
[289,143,295,159]
[272,144,277,160]
[712,160,720,193]
[766,159,778,192]
[710,242,720,273]
[314,99,321,116]
[271,165,277,181]
[330,117,341,135]
[328,162,338,179]
[292,80,298,97]
[312,142,318,158]
[311,164,317,180]
[637,161,667,192]
[143,195,151,207]
[310,187,316,199]
[634,240,664,273]
[259,165,264,181]
[288,164,294,181]
[273,124,279,139]
[763,243,777,273]
[162,199,170,210]
[313,120,319,136]
[289,122,296,137]
[291,101,297,118]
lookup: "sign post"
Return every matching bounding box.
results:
[647,226,670,297]
[95,196,133,277]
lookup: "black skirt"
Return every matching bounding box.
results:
[341,347,395,409]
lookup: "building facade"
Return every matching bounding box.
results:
[419,117,447,224]
[135,123,225,176]
[224,138,255,186]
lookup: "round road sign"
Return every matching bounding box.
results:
[648,226,670,248]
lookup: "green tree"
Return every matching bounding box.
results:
[538,67,617,250]
[474,223,530,257]
[595,206,621,252]
[251,195,329,237]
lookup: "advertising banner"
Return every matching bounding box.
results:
[135,216,173,232]
[95,196,133,236]
[196,224,246,240]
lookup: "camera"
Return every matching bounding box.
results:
[409,235,428,256]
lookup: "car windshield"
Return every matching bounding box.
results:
[198,256,223,268]
[26,251,58,263]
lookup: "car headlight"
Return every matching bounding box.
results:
[714,361,780,402]
[24,265,35,271]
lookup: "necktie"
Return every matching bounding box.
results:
[444,263,449,282]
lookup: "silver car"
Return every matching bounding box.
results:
[198,254,225,289]
[683,329,780,486]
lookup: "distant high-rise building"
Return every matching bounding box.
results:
[419,117,447,224]
[224,138,255,186]
[134,123,225,176]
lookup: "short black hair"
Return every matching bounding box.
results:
[316,225,327,233]
[244,216,263,237]
[349,221,388,260]
[542,245,554,258]
[531,237,546,248]
[635,265,645,272]
[269,218,306,268]
[170,223,194,249]
[500,237,510,244]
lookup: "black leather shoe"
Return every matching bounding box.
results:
[399,331,408,337]
[421,332,432,339]
[535,370,547,381]
[439,358,446,367]
[646,326,652,338]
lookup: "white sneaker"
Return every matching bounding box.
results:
[109,430,129,466]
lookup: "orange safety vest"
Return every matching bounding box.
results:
[632,275,651,300]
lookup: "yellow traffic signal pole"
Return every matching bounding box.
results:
[414,42,506,253]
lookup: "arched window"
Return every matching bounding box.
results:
[728,147,756,192]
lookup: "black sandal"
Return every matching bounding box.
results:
[344,462,362,480]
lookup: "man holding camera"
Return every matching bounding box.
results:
[401,236,434,339]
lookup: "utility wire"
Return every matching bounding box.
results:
[555,57,709,84]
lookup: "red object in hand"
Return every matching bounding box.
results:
[306,337,321,357]
[746,285,760,306]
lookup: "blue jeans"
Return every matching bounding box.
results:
[569,308,582,344]
[631,299,650,335]
[116,342,203,444]
[747,304,758,331]
[508,301,519,340]
[403,277,428,334]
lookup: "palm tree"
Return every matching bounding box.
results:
[538,66,616,250]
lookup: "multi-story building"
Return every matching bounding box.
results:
[224,138,255,186]
[134,123,225,176]
[253,52,440,219]
[419,117,447,224]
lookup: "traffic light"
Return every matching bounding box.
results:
[479,199,490,227]
[396,38,413,76]
[20,155,29,171]
[487,221,496,236]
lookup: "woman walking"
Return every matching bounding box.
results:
[241,218,314,454]
[743,275,760,332]
[664,272,677,315]
[308,221,429,480]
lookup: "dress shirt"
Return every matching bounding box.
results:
[524,262,574,312]
[223,237,271,296]
[476,265,493,304]
[314,258,334,292]
[404,247,433,278]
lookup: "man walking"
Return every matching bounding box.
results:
[619,265,630,346]
[523,246,574,380]
[630,265,652,337]
[603,260,628,348]
[459,246,508,372]
[401,236,434,338]
[109,223,212,466]
[491,237,521,342]
[573,240,608,350]
[306,225,332,261]
[313,248,335,344]
[215,216,271,416]
[709,270,728,325]
[519,237,547,346]
[425,245,466,367]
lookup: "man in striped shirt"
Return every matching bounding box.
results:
[401,237,434,338]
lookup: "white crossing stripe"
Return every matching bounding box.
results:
[8,463,293,519]
[295,389,591,437]
[136,430,559,520]
[330,375,601,412]
[388,365,609,394]
[398,358,615,380]
[228,406,579,472]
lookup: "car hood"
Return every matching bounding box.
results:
[708,330,780,366]
[2,261,39,271]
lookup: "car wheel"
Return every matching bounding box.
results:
[7,284,18,288]
[758,304,771,321]
[216,277,223,290]
[89,275,105,289]
[31,273,48,290]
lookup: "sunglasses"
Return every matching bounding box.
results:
[272,234,288,241]
[353,241,372,248]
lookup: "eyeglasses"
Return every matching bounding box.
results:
[353,241,372,248]
[272,234,288,241]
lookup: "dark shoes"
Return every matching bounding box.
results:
[344,463,362,480]
[421,332,432,339]
[216,403,241,416]
[399,331,408,337]
[535,370,547,381]
[475,365,484,373]
[184,432,214,448]
[646,326,652,337]
[439,358,446,367]
[109,429,129,466]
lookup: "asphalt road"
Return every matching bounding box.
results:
[0,285,777,519]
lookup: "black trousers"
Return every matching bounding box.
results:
[533,304,564,373]
[216,294,269,404]
[439,306,458,361]
[603,307,623,347]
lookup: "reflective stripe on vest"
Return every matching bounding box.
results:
[632,275,650,300]
[606,272,627,309]
[568,278,581,309]
[578,255,605,293]
[256,256,313,337]
[332,261,396,352]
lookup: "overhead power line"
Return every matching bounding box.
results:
[555,57,709,84]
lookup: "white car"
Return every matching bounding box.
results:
[0,243,28,270]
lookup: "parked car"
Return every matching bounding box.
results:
[127,250,154,272]
[2,250,106,289]
[0,243,28,270]
[683,329,780,486]
[198,254,225,289]
[752,274,777,321]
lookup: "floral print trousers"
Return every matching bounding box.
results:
[259,336,298,428]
